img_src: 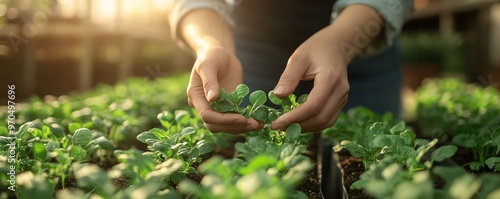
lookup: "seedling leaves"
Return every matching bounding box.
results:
[431,145,457,162]
[72,128,92,146]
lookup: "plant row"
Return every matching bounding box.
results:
[1,74,190,147]
[286,78,500,198]
[1,83,317,199]
[416,78,500,171]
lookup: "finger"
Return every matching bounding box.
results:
[194,58,221,102]
[271,72,336,129]
[187,69,205,108]
[300,94,347,132]
[273,55,309,97]
[188,72,262,133]
[205,118,263,134]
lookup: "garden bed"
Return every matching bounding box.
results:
[2,75,499,199]
[321,78,500,199]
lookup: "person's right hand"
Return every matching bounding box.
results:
[187,46,263,134]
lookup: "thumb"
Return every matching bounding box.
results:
[274,56,308,97]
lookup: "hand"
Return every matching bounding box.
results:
[270,26,350,132]
[270,4,384,132]
[187,46,262,134]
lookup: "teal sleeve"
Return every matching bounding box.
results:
[333,0,414,55]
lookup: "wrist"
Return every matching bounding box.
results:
[325,4,384,63]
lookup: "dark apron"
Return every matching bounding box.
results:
[232,0,402,116]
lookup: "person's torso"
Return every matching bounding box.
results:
[232,0,336,52]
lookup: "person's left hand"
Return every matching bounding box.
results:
[270,25,351,132]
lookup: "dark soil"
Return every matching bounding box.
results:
[114,177,129,190]
[451,147,497,176]
[337,150,371,199]
[297,166,322,199]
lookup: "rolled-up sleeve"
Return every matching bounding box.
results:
[167,0,234,46]
[333,0,414,55]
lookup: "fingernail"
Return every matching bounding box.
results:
[207,89,215,101]
[274,86,285,95]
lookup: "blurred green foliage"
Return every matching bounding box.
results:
[401,33,466,73]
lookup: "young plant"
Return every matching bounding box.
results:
[210,84,308,124]
[137,111,215,174]
[178,125,313,199]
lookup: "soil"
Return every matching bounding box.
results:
[337,150,371,199]
[451,147,497,176]
[297,166,322,199]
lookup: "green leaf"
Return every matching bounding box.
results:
[33,142,47,161]
[211,100,236,113]
[55,150,71,165]
[341,140,364,158]
[188,148,200,160]
[297,94,308,104]
[240,155,277,174]
[0,136,13,146]
[452,134,476,148]
[46,140,60,152]
[92,136,114,151]
[485,157,500,171]
[431,145,457,162]
[399,130,416,146]
[74,164,115,197]
[17,172,54,199]
[0,126,8,136]
[248,137,265,153]
[267,109,280,123]
[68,123,82,133]
[16,122,32,139]
[152,142,167,152]
[467,161,483,171]
[285,123,301,143]
[251,106,269,122]
[268,91,282,105]
[170,171,186,184]
[157,111,175,122]
[390,121,406,134]
[136,131,159,144]
[350,179,368,190]
[175,110,191,124]
[69,145,87,162]
[72,128,93,147]
[158,111,175,128]
[179,127,196,139]
[372,135,390,148]
[232,84,250,104]
[196,140,215,155]
[491,128,500,153]
[249,90,267,107]
[178,180,202,197]
[49,124,65,139]
[83,122,93,129]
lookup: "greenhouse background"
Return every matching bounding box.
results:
[1,0,500,199]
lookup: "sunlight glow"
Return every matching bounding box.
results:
[57,0,170,31]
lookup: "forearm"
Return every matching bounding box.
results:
[179,9,235,55]
[323,4,384,63]
[333,0,414,55]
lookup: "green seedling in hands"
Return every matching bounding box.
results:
[210,84,308,125]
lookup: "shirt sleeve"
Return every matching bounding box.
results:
[332,0,414,55]
[167,0,234,48]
